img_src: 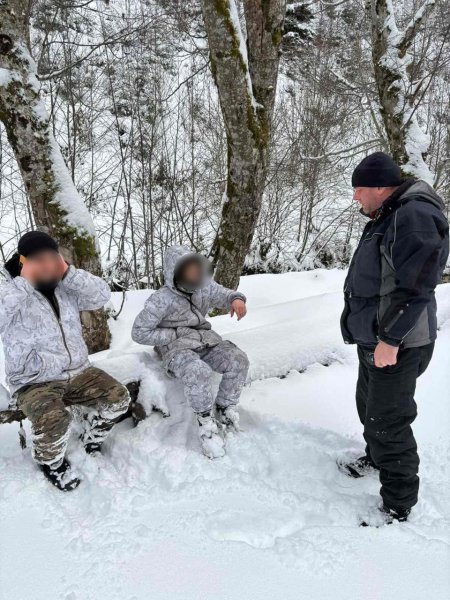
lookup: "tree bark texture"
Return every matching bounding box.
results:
[202,0,286,289]
[0,0,111,351]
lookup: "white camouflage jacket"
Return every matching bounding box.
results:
[132,246,246,369]
[0,266,111,395]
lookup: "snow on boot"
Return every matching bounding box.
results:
[360,503,411,527]
[337,455,379,478]
[197,411,225,459]
[40,458,81,492]
[217,405,240,432]
[379,504,410,523]
[84,442,103,456]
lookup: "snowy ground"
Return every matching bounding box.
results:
[1,269,449,600]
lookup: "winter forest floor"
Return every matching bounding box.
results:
[1,270,449,600]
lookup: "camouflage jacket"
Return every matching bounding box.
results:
[131,246,246,369]
[0,266,111,395]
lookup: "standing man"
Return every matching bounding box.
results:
[0,231,130,491]
[339,152,449,524]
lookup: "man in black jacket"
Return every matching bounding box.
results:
[339,152,449,524]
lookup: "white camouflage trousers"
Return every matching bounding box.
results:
[169,340,249,413]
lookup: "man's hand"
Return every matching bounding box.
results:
[230,299,247,321]
[374,340,399,368]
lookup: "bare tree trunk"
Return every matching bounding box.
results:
[367,0,436,181]
[0,0,110,352]
[202,0,286,289]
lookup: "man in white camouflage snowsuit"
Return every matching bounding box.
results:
[0,231,130,491]
[132,245,249,458]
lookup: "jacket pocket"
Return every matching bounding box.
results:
[8,349,44,385]
[383,309,405,333]
[345,297,379,346]
[340,300,353,343]
[176,326,202,341]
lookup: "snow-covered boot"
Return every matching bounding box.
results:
[197,411,225,459]
[337,455,379,478]
[379,504,410,523]
[360,503,411,527]
[84,441,103,456]
[40,458,81,492]
[216,405,240,432]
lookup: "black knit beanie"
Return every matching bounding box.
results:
[17,231,58,258]
[352,152,402,188]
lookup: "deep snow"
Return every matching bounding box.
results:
[0,269,449,600]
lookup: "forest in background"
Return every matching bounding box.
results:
[1,0,449,290]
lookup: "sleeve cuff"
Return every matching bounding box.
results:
[378,335,401,347]
[230,291,246,304]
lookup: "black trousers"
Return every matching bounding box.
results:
[356,343,434,510]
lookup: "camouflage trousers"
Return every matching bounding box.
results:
[16,366,130,467]
[169,340,250,414]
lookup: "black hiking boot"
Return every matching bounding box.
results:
[84,442,103,456]
[40,458,81,492]
[379,504,411,523]
[360,503,411,527]
[337,455,379,478]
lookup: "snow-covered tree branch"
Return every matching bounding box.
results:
[0,0,110,351]
[367,0,438,182]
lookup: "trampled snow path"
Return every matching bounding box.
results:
[0,270,449,600]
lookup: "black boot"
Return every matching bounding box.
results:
[40,458,81,492]
[380,504,411,523]
[84,442,103,456]
[337,455,379,478]
[360,503,411,527]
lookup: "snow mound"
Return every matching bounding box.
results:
[1,271,449,600]
[92,351,168,416]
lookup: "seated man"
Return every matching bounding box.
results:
[132,245,249,459]
[0,231,130,491]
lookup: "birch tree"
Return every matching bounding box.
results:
[0,0,110,351]
[201,0,286,289]
[367,0,437,182]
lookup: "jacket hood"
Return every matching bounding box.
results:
[3,253,21,278]
[399,180,445,211]
[163,245,201,290]
[373,178,445,222]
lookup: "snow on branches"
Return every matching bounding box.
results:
[370,0,437,183]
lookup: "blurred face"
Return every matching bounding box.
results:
[181,260,202,286]
[24,250,61,283]
[353,186,397,215]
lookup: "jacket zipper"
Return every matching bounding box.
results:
[188,295,201,326]
[40,293,73,371]
[383,309,405,333]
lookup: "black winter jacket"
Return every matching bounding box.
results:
[341,179,449,348]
